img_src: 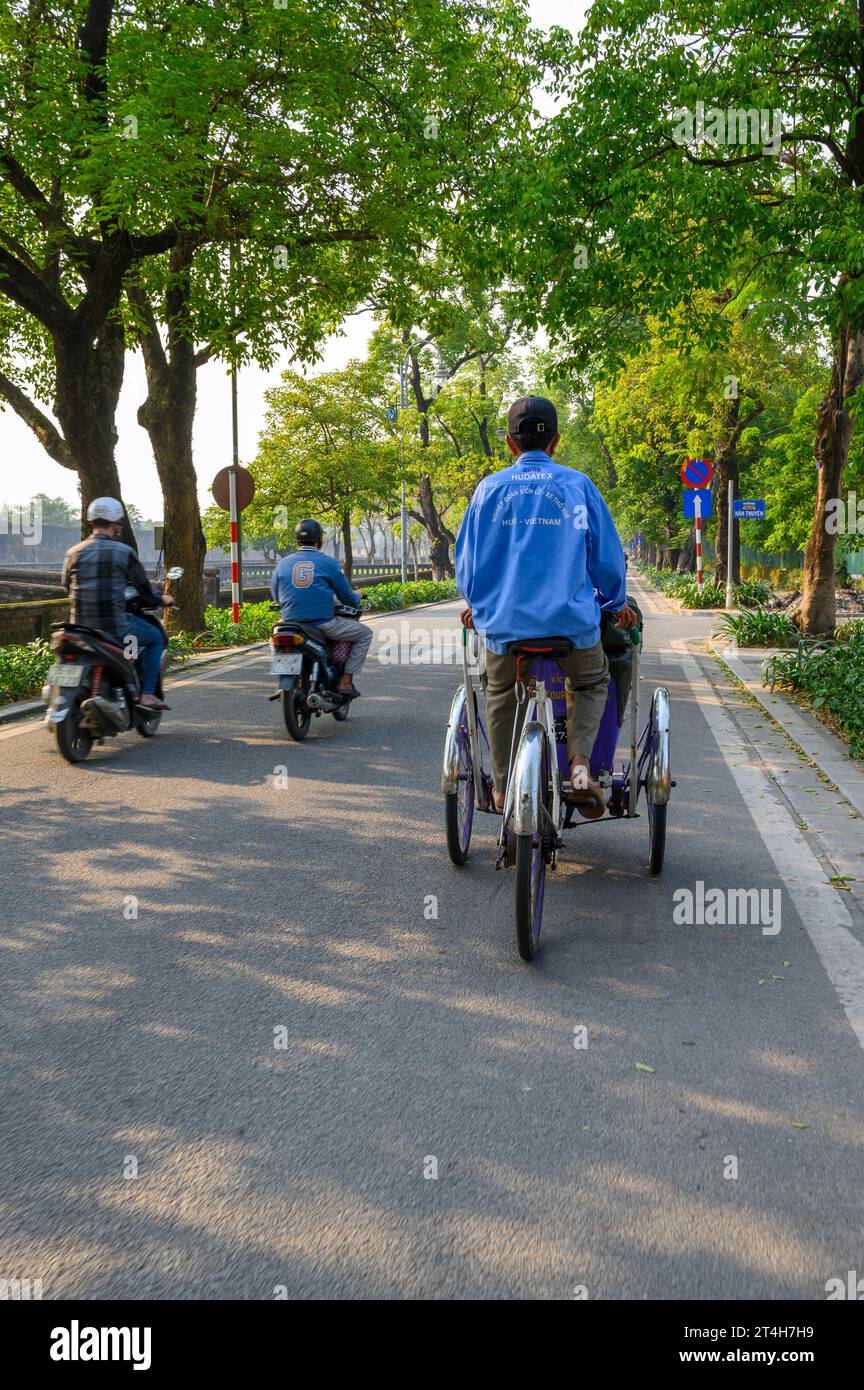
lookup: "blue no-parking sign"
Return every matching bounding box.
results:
[733,499,766,520]
[683,489,713,519]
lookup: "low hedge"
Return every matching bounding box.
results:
[764,624,864,760]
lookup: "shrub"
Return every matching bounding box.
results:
[734,578,774,606]
[362,578,459,611]
[203,601,275,645]
[675,577,726,607]
[764,625,864,760]
[714,608,798,647]
[0,638,53,704]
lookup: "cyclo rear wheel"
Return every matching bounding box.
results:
[514,727,551,962]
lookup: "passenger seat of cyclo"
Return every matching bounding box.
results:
[269,517,373,697]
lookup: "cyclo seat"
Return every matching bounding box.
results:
[506,636,574,657]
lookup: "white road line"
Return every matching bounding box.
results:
[681,652,864,1053]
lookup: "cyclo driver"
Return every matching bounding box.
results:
[455,396,638,818]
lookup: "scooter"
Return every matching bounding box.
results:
[269,600,362,741]
[43,567,184,763]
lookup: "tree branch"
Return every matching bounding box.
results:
[0,370,74,469]
[0,248,72,333]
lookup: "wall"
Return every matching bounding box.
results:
[0,598,69,645]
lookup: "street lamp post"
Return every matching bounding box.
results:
[399,361,409,584]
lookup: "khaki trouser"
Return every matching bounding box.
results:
[484,640,610,791]
[316,616,373,675]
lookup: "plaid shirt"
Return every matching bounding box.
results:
[61,534,162,642]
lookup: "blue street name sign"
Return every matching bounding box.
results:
[733,499,766,520]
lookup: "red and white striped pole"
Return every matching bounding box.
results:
[228,467,240,624]
[694,491,703,590]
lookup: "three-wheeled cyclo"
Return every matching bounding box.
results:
[442,604,672,961]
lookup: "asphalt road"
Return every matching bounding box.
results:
[1,583,863,1300]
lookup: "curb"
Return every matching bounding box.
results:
[707,635,864,820]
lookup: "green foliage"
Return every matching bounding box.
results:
[363,580,459,611]
[203,603,276,647]
[765,626,864,760]
[734,579,774,606]
[640,564,769,609]
[0,639,52,704]
[673,577,726,608]
[714,609,798,647]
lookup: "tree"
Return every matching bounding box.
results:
[371,290,524,575]
[205,358,399,583]
[515,0,864,631]
[2,0,540,625]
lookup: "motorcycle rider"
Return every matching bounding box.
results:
[60,498,175,711]
[455,396,638,818]
[270,519,373,698]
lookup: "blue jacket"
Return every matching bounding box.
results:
[270,547,360,622]
[454,452,627,654]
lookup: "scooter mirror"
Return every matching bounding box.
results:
[165,567,185,579]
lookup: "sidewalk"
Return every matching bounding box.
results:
[709,636,864,821]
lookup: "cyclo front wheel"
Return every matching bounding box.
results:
[513,726,551,962]
[646,687,670,875]
[445,709,475,865]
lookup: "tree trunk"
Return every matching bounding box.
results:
[137,365,207,632]
[799,322,864,635]
[341,510,354,582]
[52,316,137,549]
[678,528,696,573]
[417,472,454,578]
[130,255,207,631]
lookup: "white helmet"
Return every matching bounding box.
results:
[87,497,125,523]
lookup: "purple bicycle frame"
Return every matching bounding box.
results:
[530,657,621,782]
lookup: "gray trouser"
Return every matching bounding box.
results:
[484,640,610,790]
[316,616,373,676]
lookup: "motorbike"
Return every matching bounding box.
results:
[269,600,363,741]
[43,567,184,764]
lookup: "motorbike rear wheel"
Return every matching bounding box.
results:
[282,683,312,741]
[54,701,93,763]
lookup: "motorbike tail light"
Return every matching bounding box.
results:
[272,632,303,648]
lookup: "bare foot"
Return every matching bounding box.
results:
[492,784,506,813]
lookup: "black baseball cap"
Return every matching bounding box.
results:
[507,395,558,439]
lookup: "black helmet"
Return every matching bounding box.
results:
[295,518,323,547]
